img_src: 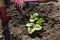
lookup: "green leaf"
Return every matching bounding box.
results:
[30,13,39,22]
[30,15,33,19]
[33,13,38,17]
[30,19,35,22]
[28,27,35,34]
[26,23,34,27]
[34,24,42,30]
[30,18,38,22]
[27,24,42,34]
[36,18,45,24]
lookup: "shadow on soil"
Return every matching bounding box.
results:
[2,23,10,40]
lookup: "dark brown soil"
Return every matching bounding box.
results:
[0,2,60,40]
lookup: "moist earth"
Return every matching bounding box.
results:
[0,2,60,40]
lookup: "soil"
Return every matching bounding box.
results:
[0,1,60,40]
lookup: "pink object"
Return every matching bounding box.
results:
[14,0,37,9]
[14,0,24,9]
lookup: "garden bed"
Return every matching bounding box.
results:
[0,2,60,40]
